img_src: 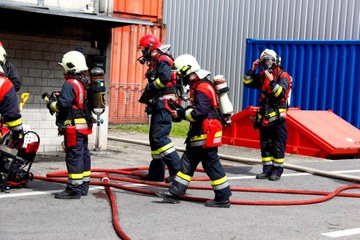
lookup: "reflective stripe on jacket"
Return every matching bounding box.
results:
[0,75,22,132]
[52,77,92,135]
[187,77,223,148]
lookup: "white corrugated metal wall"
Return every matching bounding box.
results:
[163,0,360,112]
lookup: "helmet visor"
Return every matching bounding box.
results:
[260,58,274,70]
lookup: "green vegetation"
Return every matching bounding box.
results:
[113,121,189,138]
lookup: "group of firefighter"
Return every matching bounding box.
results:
[0,34,292,208]
[136,34,292,208]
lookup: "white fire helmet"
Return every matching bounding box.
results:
[259,48,281,66]
[174,54,210,79]
[0,43,7,63]
[59,50,88,74]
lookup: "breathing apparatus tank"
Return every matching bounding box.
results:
[89,67,106,151]
[213,75,234,118]
[89,67,106,116]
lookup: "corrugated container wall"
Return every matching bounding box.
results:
[110,0,165,124]
[163,0,360,121]
[243,39,360,129]
[114,0,163,22]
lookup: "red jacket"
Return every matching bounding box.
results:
[0,75,22,133]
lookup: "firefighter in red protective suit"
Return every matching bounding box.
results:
[43,50,93,199]
[137,34,180,183]
[0,65,23,140]
[243,49,292,181]
[156,54,232,208]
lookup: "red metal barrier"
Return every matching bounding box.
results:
[223,106,360,159]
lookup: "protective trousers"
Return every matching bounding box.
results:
[65,133,91,195]
[169,146,232,202]
[259,120,287,175]
[148,109,180,180]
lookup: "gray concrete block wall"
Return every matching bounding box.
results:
[0,32,108,153]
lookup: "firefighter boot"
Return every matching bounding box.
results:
[140,175,164,182]
[164,175,175,183]
[54,190,81,199]
[81,182,90,196]
[140,159,165,182]
[155,190,180,204]
[269,166,283,181]
[256,165,273,179]
[205,199,231,208]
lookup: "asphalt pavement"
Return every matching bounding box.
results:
[1,129,360,240]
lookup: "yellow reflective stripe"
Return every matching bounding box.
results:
[267,108,287,118]
[274,158,285,164]
[211,175,228,186]
[185,108,196,122]
[243,77,253,84]
[177,171,192,182]
[179,65,191,75]
[64,118,87,125]
[190,131,222,141]
[74,118,87,124]
[268,112,276,118]
[68,173,83,179]
[191,134,207,141]
[50,101,59,112]
[261,156,274,162]
[155,78,166,88]
[83,170,91,177]
[6,118,22,127]
[268,112,287,123]
[215,131,222,137]
[274,86,283,97]
[151,142,174,155]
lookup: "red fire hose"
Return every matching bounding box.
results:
[30,136,360,239]
[33,166,360,239]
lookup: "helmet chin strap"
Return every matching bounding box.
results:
[189,73,197,81]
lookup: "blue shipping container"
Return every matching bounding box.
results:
[243,39,360,129]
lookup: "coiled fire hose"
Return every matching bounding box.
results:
[32,136,360,239]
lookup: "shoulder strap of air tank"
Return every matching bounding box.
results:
[157,54,174,66]
[276,70,285,81]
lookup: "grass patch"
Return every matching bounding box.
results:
[113,121,189,139]
[170,121,190,138]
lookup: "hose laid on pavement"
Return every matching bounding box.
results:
[108,136,360,183]
[33,166,360,240]
[102,177,131,240]
[31,136,360,239]
[35,168,360,206]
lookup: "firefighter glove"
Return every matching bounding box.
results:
[42,92,51,102]
[168,99,182,110]
[51,91,61,101]
[46,100,55,115]
[176,107,186,120]
[138,90,150,105]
